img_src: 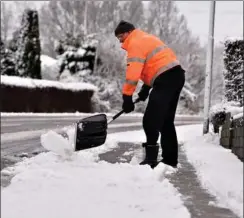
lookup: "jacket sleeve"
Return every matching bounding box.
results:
[122,44,146,96]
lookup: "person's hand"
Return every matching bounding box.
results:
[122,95,134,113]
[138,84,151,101]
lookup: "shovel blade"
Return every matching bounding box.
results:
[74,114,108,151]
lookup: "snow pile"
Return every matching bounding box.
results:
[40,55,59,80]
[1,133,190,218]
[1,75,98,92]
[40,130,74,158]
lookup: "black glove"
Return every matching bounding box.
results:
[122,95,134,113]
[138,84,151,101]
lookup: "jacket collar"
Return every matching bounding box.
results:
[121,29,143,51]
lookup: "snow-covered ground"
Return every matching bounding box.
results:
[101,125,243,217]
[182,128,243,218]
[1,124,243,218]
[1,112,204,119]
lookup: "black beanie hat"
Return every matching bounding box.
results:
[114,20,135,36]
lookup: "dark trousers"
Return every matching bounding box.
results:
[142,66,185,165]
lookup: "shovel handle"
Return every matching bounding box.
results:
[108,98,141,124]
[111,110,124,121]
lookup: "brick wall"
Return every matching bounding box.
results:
[220,112,244,161]
[0,84,94,113]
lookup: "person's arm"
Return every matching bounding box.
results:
[122,44,146,96]
[138,83,151,101]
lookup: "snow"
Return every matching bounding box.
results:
[0,75,98,92]
[40,55,59,80]
[1,122,142,143]
[1,124,243,218]
[1,112,203,121]
[180,126,243,218]
[1,129,55,143]
[209,101,243,121]
[40,130,74,157]
[116,125,243,217]
[182,86,197,102]
[2,133,190,218]
[2,160,188,218]
[233,112,243,120]
[77,48,86,56]
[224,36,244,42]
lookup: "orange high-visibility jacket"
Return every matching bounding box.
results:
[121,29,180,96]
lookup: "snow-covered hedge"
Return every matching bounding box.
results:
[0,41,17,76]
[55,34,100,78]
[223,38,244,106]
[1,75,97,92]
[210,38,243,132]
[209,101,243,133]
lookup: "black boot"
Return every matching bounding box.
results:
[139,143,159,168]
[158,159,177,168]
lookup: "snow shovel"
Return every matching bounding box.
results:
[74,98,141,151]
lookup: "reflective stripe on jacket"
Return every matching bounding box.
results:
[121,29,180,96]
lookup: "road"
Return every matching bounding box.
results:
[1,113,203,168]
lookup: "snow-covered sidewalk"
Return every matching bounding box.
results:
[106,124,243,218]
[1,124,243,218]
[179,125,243,218]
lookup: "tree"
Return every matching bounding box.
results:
[1,1,39,44]
[146,1,206,111]
[56,35,100,78]
[0,38,17,76]
[95,1,120,34]
[39,1,122,57]
[39,1,87,57]
[15,9,41,79]
[119,1,145,27]
[1,1,13,43]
